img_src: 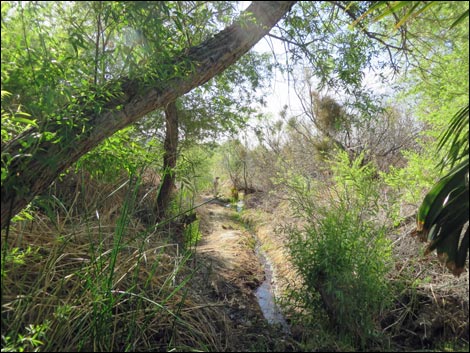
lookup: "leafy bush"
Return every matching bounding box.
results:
[284,151,393,348]
[75,126,158,182]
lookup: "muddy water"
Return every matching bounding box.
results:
[233,200,289,333]
[254,242,290,334]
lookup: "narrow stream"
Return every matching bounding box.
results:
[254,243,290,333]
[235,200,290,333]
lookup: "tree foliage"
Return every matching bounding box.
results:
[0,1,296,229]
[368,1,469,275]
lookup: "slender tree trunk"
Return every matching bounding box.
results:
[155,101,179,221]
[0,1,296,229]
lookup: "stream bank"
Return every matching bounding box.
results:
[234,199,290,333]
[254,241,290,333]
[193,195,298,351]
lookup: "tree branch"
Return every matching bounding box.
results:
[1,1,297,229]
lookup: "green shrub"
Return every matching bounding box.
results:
[284,151,393,348]
[287,203,392,346]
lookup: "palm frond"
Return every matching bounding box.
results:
[414,105,469,276]
[437,104,469,171]
[450,8,470,29]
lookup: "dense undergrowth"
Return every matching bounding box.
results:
[1,155,468,352]
[1,171,222,352]
[239,150,468,352]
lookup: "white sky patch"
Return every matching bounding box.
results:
[254,37,304,117]
[238,1,303,116]
[235,1,396,147]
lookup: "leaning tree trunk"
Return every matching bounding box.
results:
[0,1,296,229]
[155,101,179,221]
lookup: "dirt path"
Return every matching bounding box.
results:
[192,196,297,351]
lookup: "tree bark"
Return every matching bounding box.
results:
[155,101,179,221]
[1,1,297,229]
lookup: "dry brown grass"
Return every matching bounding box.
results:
[1,172,234,352]
[1,213,232,351]
[2,179,298,352]
[384,221,469,349]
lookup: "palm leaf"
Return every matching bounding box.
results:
[350,1,438,28]
[350,1,467,33]
[394,2,436,29]
[416,160,468,234]
[416,166,469,275]
[437,104,469,171]
[414,105,469,276]
[450,8,469,29]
